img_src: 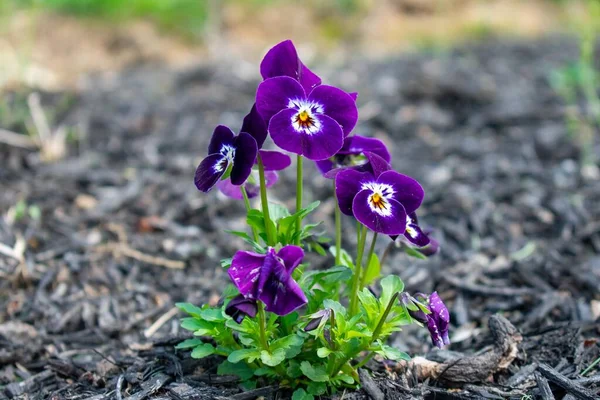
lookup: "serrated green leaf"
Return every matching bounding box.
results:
[362,253,381,286]
[380,275,404,306]
[269,202,291,221]
[260,348,286,366]
[191,343,215,359]
[322,299,346,318]
[375,345,410,361]
[228,348,261,363]
[180,317,214,334]
[175,338,203,349]
[176,303,204,319]
[301,266,352,290]
[300,361,329,382]
[306,381,327,396]
[335,373,355,385]
[357,288,379,327]
[199,308,225,322]
[217,360,254,381]
[292,388,314,400]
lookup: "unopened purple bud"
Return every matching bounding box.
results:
[304,308,332,332]
[225,295,258,324]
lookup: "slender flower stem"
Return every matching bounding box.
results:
[257,154,275,246]
[257,302,269,351]
[241,186,259,242]
[371,292,399,342]
[295,154,303,244]
[359,232,378,289]
[349,224,368,316]
[334,182,342,266]
[355,352,375,369]
[379,240,396,267]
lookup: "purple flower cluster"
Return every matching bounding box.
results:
[405,292,450,348]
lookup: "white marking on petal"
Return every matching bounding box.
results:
[361,182,395,217]
[287,98,324,135]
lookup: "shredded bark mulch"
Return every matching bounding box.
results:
[1,36,599,399]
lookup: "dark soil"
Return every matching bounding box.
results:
[1,36,599,399]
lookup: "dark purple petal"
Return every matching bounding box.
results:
[376,171,424,214]
[419,238,440,257]
[225,294,258,323]
[256,76,306,123]
[259,150,291,171]
[217,171,278,200]
[335,169,373,216]
[426,315,445,348]
[229,251,266,299]
[260,40,321,94]
[194,153,227,192]
[231,132,258,185]
[403,212,431,247]
[268,109,344,160]
[316,159,335,176]
[348,92,358,101]
[277,245,304,273]
[304,308,332,332]
[352,190,407,235]
[362,152,392,177]
[241,104,268,148]
[340,135,391,163]
[260,277,307,316]
[308,85,358,137]
[429,292,450,342]
[208,125,236,155]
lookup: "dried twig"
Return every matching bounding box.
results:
[144,307,179,338]
[0,128,37,149]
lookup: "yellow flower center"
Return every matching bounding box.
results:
[370,192,386,210]
[298,110,309,122]
[294,109,315,129]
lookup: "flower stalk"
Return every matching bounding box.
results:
[257,153,276,246]
[295,154,303,244]
[257,302,270,350]
[359,232,378,289]
[334,183,342,266]
[241,186,259,242]
[349,224,368,316]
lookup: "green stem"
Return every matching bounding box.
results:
[334,182,342,266]
[241,186,259,242]
[257,154,275,246]
[349,224,368,316]
[355,352,375,369]
[359,232,378,289]
[295,154,303,244]
[371,292,399,342]
[257,302,269,351]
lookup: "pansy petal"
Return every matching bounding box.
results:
[269,109,344,160]
[299,63,321,93]
[353,190,407,235]
[229,251,266,299]
[419,238,440,257]
[363,152,392,177]
[308,85,358,137]
[225,295,257,323]
[241,104,268,148]
[260,40,301,82]
[256,76,306,122]
[426,316,445,348]
[429,291,450,337]
[316,159,335,176]
[231,132,258,185]
[341,135,391,163]
[217,171,277,200]
[335,169,373,216]
[376,171,424,214]
[259,150,291,171]
[348,92,358,101]
[277,245,304,273]
[260,277,308,316]
[194,153,227,192]
[404,213,430,247]
[208,125,236,155]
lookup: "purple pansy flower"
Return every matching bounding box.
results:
[217,170,279,200]
[304,308,333,332]
[229,246,307,316]
[260,40,321,94]
[194,125,257,192]
[255,77,358,161]
[316,135,391,178]
[335,169,424,235]
[407,292,450,348]
[225,294,258,324]
[389,212,430,247]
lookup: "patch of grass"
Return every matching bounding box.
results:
[3,0,212,38]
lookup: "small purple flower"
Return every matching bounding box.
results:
[194,125,257,192]
[408,292,450,348]
[225,294,258,324]
[335,169,424,235]
[229,246,307,316]
[256,77,358,161]
[217,170,279,200]
[260,40,321,94]
[316,135,391,177]
[304,308,332,332]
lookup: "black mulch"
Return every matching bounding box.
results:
[1,36,599,399]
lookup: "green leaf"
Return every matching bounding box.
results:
[292,388,314,400]
[228,349,261,363]
[176,303,204,319]
[322,299,347,318]
[328,247,354,268]
[380,275,404,306]
[300,361,330,382]
[198,308,225,322]
[180,317,214,335]
[272,334,304,359]
[260,348,286,367]
[175,338,203,349]
[362,253,381,286]
[269,202,291,221]
[317,347,332,358]
[335,373,355,385]
[191,343,215,359]
[306,381,327,396]
[375,344,411,361]
[247,209,266,234]
[217,360,254,381]
[220,258,232,269]
[301,266,352,290]
[357,288,379,327]
[220,162,233,180]
[404,246,428,260]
